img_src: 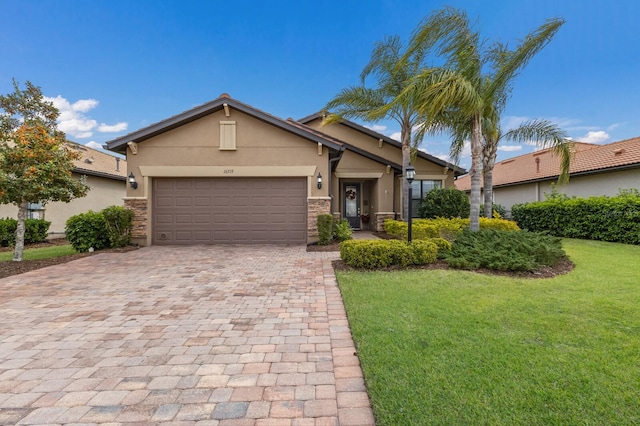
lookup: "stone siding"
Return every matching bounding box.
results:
[374,212,396,232]
[124,198,148,243]
[307,198,331,242]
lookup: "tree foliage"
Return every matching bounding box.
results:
[0,80,89,261]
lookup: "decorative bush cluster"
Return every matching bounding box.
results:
[65,206,134,252]
[340,239,438,269]
[418,188,470,218]
[317,214,353,245]
[384,217,519,240]
[512,194,640,245]
[0,218,50,247]
[443,229,566,271]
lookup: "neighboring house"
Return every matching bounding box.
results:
[0,142,127,236]
[105,94,465,246]
[455,137,640,214]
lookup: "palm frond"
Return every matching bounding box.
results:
[502,119,573,182]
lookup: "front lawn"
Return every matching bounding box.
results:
[337,239,640,425]
[0,244,76,262]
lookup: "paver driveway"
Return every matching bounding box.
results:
[0,246,375,425]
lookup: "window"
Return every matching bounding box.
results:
[219,121,236,150]
[411,180,442,217]
[27,203,44,219]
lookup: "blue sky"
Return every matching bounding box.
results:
[2,0,638,169]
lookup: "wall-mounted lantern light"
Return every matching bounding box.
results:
[128,172,138,189]
[317,173,323,189]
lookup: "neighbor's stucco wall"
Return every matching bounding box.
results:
[0,174,125,235]
[493,168,640,214]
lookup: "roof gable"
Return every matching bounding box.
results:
[298,112,466,175]
[455,136,640,190]
[105,95,344,154]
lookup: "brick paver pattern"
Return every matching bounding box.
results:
[0,246,375,425]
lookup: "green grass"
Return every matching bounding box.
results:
[336,239,640,425]
[0,244,77,261]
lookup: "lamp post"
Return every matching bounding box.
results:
[406,166,415,242]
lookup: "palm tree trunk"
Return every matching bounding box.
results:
[482,143,497,218]
[469,114,483,231]
[13,201,27,262]
[401,120,412,221]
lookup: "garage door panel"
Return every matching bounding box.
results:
[153,177,307,244]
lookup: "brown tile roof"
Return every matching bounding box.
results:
[69,141,127,181]
[455,137,640,191]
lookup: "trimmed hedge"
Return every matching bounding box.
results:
[340,239,438,269]
[383,217,520,241]
[65,205,135,252]
[512,195,640,245]
[0,218,51,247]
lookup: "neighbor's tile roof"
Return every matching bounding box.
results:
[69,142,127,181]
[455,137,640,191]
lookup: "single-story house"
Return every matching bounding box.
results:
[105,94,465,246]
[455,137,640,214]
[0,142,127,236]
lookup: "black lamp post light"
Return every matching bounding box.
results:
[405,165,416,242]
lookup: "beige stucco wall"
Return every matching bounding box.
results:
[493,168,640,214]
[126,109,328,199]
[0,174,125,235]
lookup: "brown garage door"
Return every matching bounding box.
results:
[153,177,307,244]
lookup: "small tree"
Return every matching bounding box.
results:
[0,80,89,261]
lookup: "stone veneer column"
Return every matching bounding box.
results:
[307,197,331,243]
[124,198,148,245]
[374,212,396,232]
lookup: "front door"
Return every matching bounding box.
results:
[343,183,360,230]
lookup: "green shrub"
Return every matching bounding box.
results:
[102,205,134,248]
[480,203,507,218]
[418,188,470,219]
[65,211,109,252]
[443,229,566,272]
[333,219,353,242]
[0,218,51,246]
[383,217,519,241]
[340,239,439,269]
[512,195,640,245]
[411,240,439,265]
[24,219,50,243]
[426,237,452,254]
[317,214,334,245]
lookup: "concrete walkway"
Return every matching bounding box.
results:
[0,246,375,425]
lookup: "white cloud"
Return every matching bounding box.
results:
[389,131,401,141]
[577,130,610,144]
[502,116,530,131]
[498,145,522,152]
[44,95,127,139]
[364,124,387,133]
[97,122,128,132]
[85,141,103,150]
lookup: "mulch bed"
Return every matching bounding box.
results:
[0,239,139,280]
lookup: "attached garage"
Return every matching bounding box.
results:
[152,177,307,244]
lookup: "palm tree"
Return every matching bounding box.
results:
[324,35,428,220]
[398,7,565,230]
[481,119,573,217]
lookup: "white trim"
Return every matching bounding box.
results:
[139,166,317,177]
[334,172,383,179]
[307,196,332,200]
